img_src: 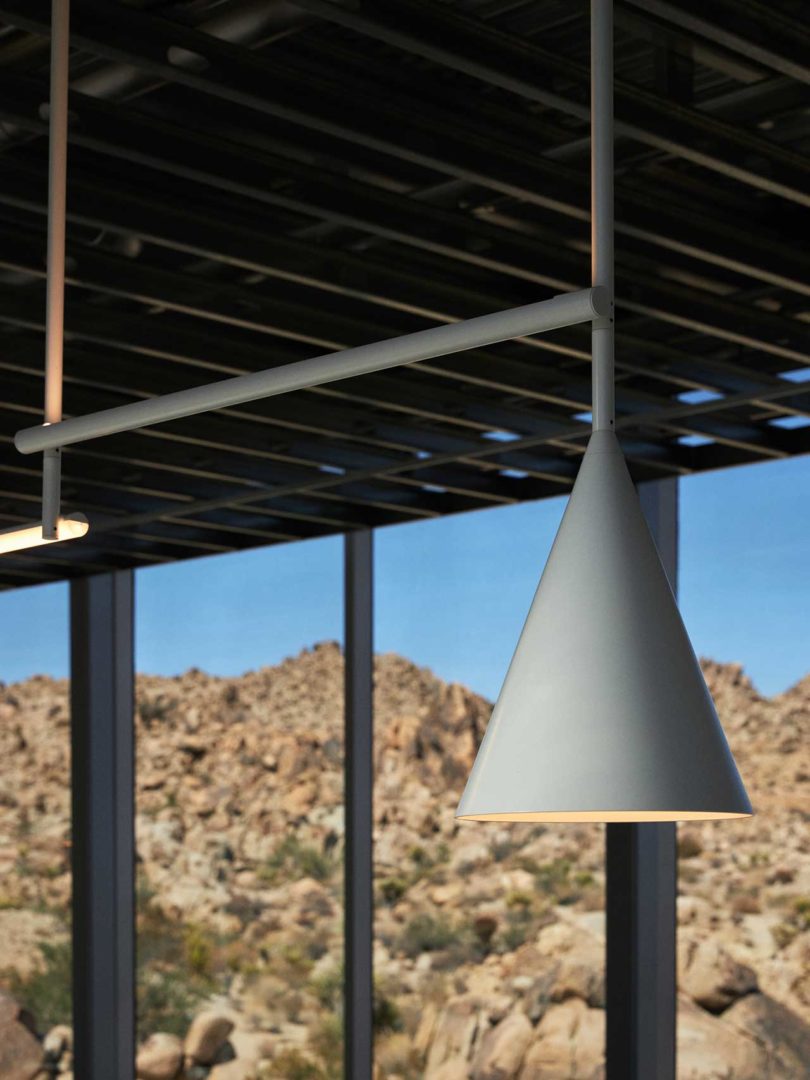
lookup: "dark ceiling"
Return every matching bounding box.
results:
[0,0,808,589]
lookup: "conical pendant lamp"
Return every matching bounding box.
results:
[456,430,752,822]
[456,0,752,824]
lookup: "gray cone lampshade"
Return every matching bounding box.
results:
[456,431,753,823]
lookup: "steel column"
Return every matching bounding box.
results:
[344,529,374,1080]
[70,570,136,1080]
[606,477,678,1080]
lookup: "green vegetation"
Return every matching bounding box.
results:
[136,904,227,1039]
[375,842,452,907]
[4,939,72,1033]
[771,895,810,950]
[271,1016,343,1080]
[259,835,335,885]
[310,962,343,1011]
[378,876,409,905]
[137,695,177,726]
[399,913,460,957]
[373,987,402,1034]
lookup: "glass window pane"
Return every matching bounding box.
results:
[374,503,606,1079]
[0,582,72,1066]
[677,462,810,1077]
[135,539,343,1077]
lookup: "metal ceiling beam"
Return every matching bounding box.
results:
[1,387,561,523]
[292,0,810,207]
[3,0,807,205]
[0,0,805,297]
[0,154,797,403]
[0,226,790,438]
[622,0,810,85]
[1,228,803,463]
[0,84,803,367]
[68,376,810,541]
[1,381,514,527]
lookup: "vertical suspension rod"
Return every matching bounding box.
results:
[42,0,70,537]
[591,0,615,431]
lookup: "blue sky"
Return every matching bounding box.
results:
[1,454,808,699]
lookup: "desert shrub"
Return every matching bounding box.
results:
[770,897,810,950]
[407,845,431,871]
[272,1017,343,1080]
[135,905,222,1038]
[310,962,343,1010]
[771,922,799,950]
[373,988,402,1033]
[281,942,316,977]
[260,835,334,885]
[137,695,177,726]
[748,850,770,868]
[793,897,810,929]
[379,877,408,905]
[271,1049,323,1080]
[184,923,213,977]
[376,1031,422,1077]
[309,1015,343,1080]
[501,908,534,953]
[506,890,534,910]
[5,939,72,1033]
[533,858,582,903]
[490,837,519,863]
[137,968,206,1039]
[399,914,459,957]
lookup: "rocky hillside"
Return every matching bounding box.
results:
[0,644,808,1078]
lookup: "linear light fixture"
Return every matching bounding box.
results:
[455,0,752,822]
[0,514,88,555]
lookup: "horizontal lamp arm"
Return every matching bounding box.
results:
[15,287,608,455]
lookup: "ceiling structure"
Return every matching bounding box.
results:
[0,0,807,589]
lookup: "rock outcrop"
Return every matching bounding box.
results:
[0,645,808,1078]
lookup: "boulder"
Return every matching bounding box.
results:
[0,992,42,1080]
[426,996,481,1074]
[43,1024,73,1061]
[724,993,810,1076]
[208,1062,259,1080]
[677,995,768,1079]
[184,1012,235,1065]
[678,937,757,1013]
[427,1057,471,1080]
[519,998,604,1080]
[135,1032,183,1080]
[471,1011,532,1079]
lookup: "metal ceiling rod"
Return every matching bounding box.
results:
[591,0,614,433]
[42,0,69,536]
[16,286,608,455]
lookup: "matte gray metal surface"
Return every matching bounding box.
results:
[457,430,752,820]
[15,287,607,454]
